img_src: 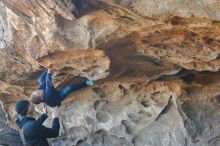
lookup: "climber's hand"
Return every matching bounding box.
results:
[42,104,47,115]
[47,69,51,74]
[86,80,95,86]
[48,68,57,75]
[52,106,60,119]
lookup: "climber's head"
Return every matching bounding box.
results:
[31,90,43,105]
[15,100,35,116]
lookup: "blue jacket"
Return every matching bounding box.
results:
[16,114,60,146]
[37,70,87,107]
[37,70,61,107]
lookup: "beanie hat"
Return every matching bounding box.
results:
[15,100,29,116]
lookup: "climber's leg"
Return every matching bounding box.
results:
[58,81,87,101]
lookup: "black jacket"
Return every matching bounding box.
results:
[16,114,60,146]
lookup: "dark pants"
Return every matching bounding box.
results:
[58,82,87,100]
[38,70,87,102]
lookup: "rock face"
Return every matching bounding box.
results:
[0,106,23,146]
[114,0,220,21]
[0,0,220,146]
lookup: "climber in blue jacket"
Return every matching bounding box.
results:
[31,69,94,107]
[15,100,60,146]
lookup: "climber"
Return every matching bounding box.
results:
[31,69,94,107]
[15,100,60,146]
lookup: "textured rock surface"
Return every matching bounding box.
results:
[0,106,23,146]
[114,0,220,21]
[0,0,220,146]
